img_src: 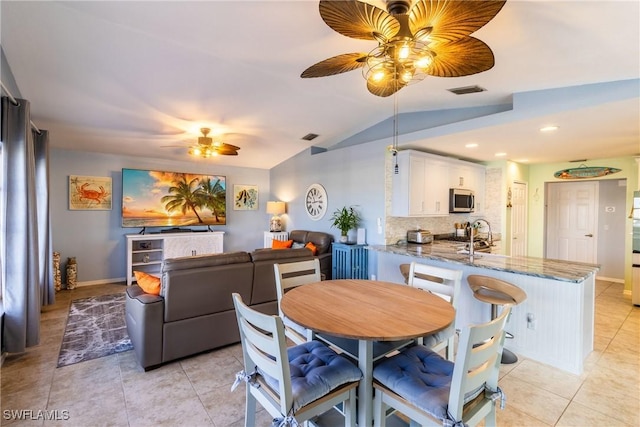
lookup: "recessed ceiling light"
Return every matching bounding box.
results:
[495,152,507,157]
[540,125,559,132]
[465,143,478,148]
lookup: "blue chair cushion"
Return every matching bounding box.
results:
[260,340,363,411]
[373,345,483,421]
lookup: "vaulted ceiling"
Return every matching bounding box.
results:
[2,1,639,169]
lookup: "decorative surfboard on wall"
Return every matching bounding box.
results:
[554,165,621,179]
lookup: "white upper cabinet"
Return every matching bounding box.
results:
[392,150,486,217]
[449,164,477,189]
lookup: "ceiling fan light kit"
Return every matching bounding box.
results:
[188,127,240,158]
[301,0,507,97]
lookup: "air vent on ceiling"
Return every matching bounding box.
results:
[301,133,319,141]
[570,159,587,163]
[447,85,486,95]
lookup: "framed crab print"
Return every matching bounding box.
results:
[69,175,112,210]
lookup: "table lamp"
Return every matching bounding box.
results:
[266,201,286,232]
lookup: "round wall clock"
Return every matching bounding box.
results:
[305,183,327,221]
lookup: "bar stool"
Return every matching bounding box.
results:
[467,275,527,364]
[399,263,410,283]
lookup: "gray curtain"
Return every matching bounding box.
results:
[1,96,54,353]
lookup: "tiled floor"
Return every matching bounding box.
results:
[1,280,638,426]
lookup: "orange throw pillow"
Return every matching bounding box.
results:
[305,242,318,255]
[272,239,293,249]
[133,271,161,295]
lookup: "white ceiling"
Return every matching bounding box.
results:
[2,0,639,169]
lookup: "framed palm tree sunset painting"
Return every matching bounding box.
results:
[121,168,226,229]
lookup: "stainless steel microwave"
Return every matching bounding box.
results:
[449,188,475,213]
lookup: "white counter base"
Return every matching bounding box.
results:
[376,252,594,375]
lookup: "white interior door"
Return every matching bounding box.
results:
[511,181,527,257]
[546,181,598,263]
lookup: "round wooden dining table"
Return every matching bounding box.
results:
[280,279,456,427]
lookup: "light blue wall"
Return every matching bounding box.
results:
[270,141,387,243]
[51,149,270,283]
[270,138,390,278]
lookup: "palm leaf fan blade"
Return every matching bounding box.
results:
[301,53,369,78]
[319,0,400,41]
[409,0,507,43]
[216,144,240,156]
[366,77,406,97]
[426,37,495,77]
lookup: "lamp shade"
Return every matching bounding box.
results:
[266,201,285,215]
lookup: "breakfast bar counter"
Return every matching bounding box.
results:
[368,242,600,375]
[368,242,599,283]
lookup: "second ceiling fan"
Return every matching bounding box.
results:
[188,128,240,158]
[301,0,507,97]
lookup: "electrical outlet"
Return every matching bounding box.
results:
[526,313,536,330]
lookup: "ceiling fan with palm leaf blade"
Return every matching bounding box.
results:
[301,0,507,97]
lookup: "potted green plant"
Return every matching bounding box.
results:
[330,206,361,243]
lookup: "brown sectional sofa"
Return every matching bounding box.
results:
[287,230,334,278]
[125,233,331,370]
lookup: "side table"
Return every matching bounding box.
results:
[332,242,368,279]
[263,231,289,248]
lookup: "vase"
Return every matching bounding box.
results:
[340,235,348,243]
[53,251,62,292]
[66,257,77,290]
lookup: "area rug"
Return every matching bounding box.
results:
[57,293,132,368]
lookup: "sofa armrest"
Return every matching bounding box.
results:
[317,252,332,280]
[125,285,164,370]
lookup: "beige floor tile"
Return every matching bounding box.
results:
[180,347,244,396]
[120,361,187,395]
[507,359,584,399]
[572,367,640,425]
[607,328,640,354]
[227,407,274,427]
[498,376,570,425]
[200,382,249,426]
[44,384,128,427]
[123,368,213,427]
[50,354,122,393]
[556,401,632,427]
[497,404,551,427]
[1,383,51,427]
[592,333,611,352]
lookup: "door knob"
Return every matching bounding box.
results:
[585,234,593,237]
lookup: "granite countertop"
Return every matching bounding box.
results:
[367,242,600,283]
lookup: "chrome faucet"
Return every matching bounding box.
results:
[468,219,492,262]
[469,227,475,262]
[474,218,493,246]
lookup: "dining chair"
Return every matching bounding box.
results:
[372,305,511,427]
[406,261,463,361]
[274,259,322,345]
[231,293,362,427]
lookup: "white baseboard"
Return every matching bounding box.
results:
[595,276,624,284]
[70,277,126,288]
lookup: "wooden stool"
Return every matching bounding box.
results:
[467,275,527,364]
[399,263,410,283]
[399,263,443,285]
